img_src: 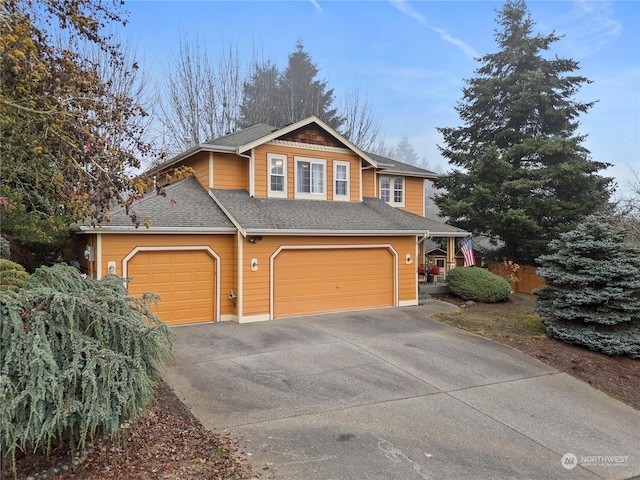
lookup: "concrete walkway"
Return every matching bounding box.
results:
[162,300,640,480]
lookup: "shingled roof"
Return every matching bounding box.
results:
[204,123,278,148]
[82,176,235,232]
[209,189,468,237]
[367,152,438,178]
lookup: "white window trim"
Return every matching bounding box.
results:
[268,153,287,198]
[294,156,327,200]
[333,161,350,201]
[380,175,405,207]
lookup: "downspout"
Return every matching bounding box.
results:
[236,150,254,196]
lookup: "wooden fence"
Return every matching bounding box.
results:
[487,261,546,294]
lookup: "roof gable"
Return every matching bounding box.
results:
[278,123,348,149]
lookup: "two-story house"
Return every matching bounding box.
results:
[76,116,468,324]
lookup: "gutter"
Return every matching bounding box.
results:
[76,226,236,234]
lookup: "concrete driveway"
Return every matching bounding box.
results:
[161,300,640,480]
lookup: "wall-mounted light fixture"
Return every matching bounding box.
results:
[248,235,263,244]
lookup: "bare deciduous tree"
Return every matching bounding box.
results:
[338,86,382,152]
[159,35,244,154]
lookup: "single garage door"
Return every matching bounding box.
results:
[274,247,394,318]
[127,250,215,325]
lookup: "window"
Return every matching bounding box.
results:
[295,157,326,199]
[393,177,404,204]
[268,154,287,198]
[380,175,404,207]
[333,161,350,200]
[380,177,390,202]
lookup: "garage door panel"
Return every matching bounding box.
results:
[275,248,394,318]
[128,250,215,325]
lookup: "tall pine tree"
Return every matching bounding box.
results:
[434,0,613,263]
[238,41,342,129]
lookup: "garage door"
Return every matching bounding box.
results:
[274,247,394,318]
[127,250,215,325]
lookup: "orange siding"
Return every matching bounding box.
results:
[214,154,249,190]
[98,233,236,318]
[362,167,376,198]
[188,153,210,189]
[252,144,362,200]
[402,176,425,216]
[240,235,418,318]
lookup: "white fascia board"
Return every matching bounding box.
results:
[237,115,379,168]
[207,190,247,237]
[428,231,471,238]
[243,229,428,236]
[76,226,236,234]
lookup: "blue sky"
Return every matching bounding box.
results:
[122,0,639,198]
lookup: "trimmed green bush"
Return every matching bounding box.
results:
[0,258,29,292]
[447,267,512,303]
[1,264,174,468]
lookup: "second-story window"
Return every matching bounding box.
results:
[268,154,287,198]
[295,156,326,199]
[380,175,404,207]
[380,176,390,202]
[334,161,349,200]
[393,177,404,204]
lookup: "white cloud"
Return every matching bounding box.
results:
[389,0,478,58]
[309,0,322,13]
[550,0,623,57]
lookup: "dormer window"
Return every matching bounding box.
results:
[295,156,326,200]
[380,175,405,207]
[268,154,287,198]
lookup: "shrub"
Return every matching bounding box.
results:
[534,216,640,358]
[0,258,29,292]
[0,264,174,469]
[0,237,10,259]
[446,267,512,303]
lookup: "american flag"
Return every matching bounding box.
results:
[461,237,475,267]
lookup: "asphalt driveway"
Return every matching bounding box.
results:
[161,299,640,480]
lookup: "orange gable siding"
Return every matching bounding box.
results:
[401,176,425,216]
[252,144,362,201]
[214,154,249,190]
[240,235,418,318]
[97,233,236,318]
[188,153,210,189]
[362,167,376,198]
[157,152,209,189]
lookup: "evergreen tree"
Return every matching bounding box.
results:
[1,264,174,466]
[277,41,342,129]
[238,41,342,129]
[394,136,420,166]
[534,216,640,358]
[238,60,280,128]
[434,0,613,263]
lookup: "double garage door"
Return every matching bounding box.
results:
[274,247,395,318]
[127,250,215,326]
